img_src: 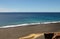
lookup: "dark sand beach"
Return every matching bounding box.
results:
[0,23,60,39]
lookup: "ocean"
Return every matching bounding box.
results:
[0,12,60,28]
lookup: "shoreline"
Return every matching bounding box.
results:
[0,23,60,39]
[0,21,60,28]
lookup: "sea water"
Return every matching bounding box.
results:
[0,12,60,28]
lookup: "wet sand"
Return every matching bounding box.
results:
[0,23,60,39]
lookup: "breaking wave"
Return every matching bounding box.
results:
[0,21,60,28]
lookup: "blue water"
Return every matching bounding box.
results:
[0,12,60,27]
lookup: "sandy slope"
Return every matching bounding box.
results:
[0,23,60,39]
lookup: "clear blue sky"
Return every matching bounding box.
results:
[0,0,60,12]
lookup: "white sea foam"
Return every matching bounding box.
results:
[0,21,60,28]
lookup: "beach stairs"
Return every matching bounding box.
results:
[19,32,60,39]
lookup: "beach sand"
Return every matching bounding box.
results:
[0,23,60,39]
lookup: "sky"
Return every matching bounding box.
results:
[0,0,60,12]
